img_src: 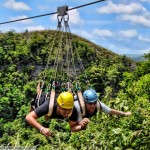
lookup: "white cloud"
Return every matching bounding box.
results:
[68,9,84,25]
[50,14,56,21]
[111,46,149,55]
[92,29,113,38]
[118,30,138,38]
[97,2,143,14]
[25,25,45,31]
[138,35,150,42]
[137,49,150,54]
[38,5,49,11]
[4,0,31,11]
[106,43,120,53]
[10,15,33,24]
[72,30,94,39]
[50,8,83,25]
[120,14,150,27]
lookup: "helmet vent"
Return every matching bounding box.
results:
[85,95,88,100]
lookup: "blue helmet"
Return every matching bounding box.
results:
[83,89,98,103]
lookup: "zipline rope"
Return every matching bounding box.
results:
[0,0,106,25]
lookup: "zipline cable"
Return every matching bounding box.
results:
[0,0,106,25]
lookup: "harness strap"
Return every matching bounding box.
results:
[74,101,83,122]
[96,100,101,112]
[77,90,86,116]
[74,95,101,120]
[37,80,44,107]
[47,90,55,116]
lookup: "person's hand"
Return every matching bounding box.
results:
[123,111,132,116]
[79,118,90,129]
[40,127,53,137]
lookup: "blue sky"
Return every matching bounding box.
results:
[0,0,150,55]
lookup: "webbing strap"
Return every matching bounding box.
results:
[37,80,44,107]
[37,93,41,108]
[77,90,86,116]
[47,90,55,116]
[74,101,83,121]
[97,100,101,112]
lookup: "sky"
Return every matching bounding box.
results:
[0,0,150,55]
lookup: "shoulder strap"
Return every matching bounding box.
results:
[77,90,86,116]
[37,80,44,107]
[96,100,101,112]
[74,101,83,121]
[47,90,55,117]
[37,91,42,108]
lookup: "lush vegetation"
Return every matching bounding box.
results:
[0,30,149,150]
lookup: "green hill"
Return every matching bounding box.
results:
[0,30,136,79]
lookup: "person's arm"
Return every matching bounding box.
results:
[26,111,52,137]
[109,109,131,116]
[69,118,90,132]
[100,102,131,116]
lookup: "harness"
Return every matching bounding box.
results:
[47,89,55,117]
[77,90,86,116]
[74,99,101,121]
[31,6,97,120]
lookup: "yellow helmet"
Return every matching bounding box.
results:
[57,92,74,109]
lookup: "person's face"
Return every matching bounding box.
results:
[59,107,72,118]
[85,102,97,114]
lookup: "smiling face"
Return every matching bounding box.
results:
[85,102,97,114]
[58,107,73,118]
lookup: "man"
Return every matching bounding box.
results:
[26,91,76,137]
[69,89,131,132]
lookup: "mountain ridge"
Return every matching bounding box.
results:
[124,54,145,62]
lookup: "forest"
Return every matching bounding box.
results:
[0,30,149,150]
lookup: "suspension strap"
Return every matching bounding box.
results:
[77,90,86,116]
[45,30,58,70]
[47,81,56,117]
[96,100,101,112]
[53,22,64,80]
[76,82,86,116]
[63,13,78,80]
[57,16,63,30]
[74,100,83,121]
[44,7,68,80]
[37,80,44,107]
[57,5,76,81]
[57,5,68,30]
[47,89,55,117]
[72,30,87,80]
